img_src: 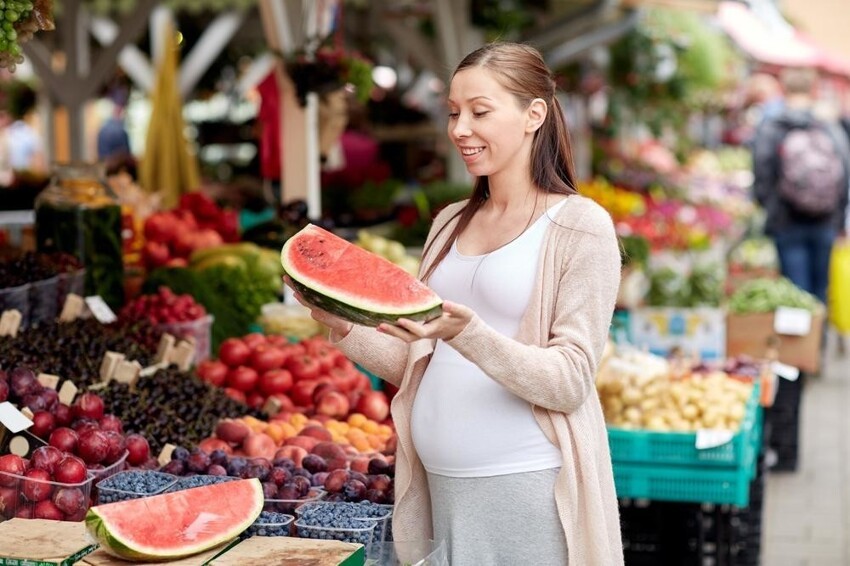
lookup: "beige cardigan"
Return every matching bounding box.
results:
[335,195,624,565]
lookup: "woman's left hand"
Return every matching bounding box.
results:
[377,301,474,343]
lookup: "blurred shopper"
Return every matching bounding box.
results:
[0,81,45,174]
[290,42,623,565]
[752,67,850,303]
[97,87,132,161]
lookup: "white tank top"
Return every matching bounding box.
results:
[411,199,566,477]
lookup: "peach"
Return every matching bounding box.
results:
[284,435,321,452]
[198,437,233,455]
[298,425,333,442]
[349,455,370,474]
[243,433,276,459]
[215,419,251,445]
[274,446,308,468]
[311,441,347,461]
[315,391,350,419]
[326,456,348,472]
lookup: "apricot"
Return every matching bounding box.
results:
[347,413,367,428]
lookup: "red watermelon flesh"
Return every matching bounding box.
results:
[86,478,263,561]
[281,224,442,326]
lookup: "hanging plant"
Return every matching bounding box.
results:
[283,43,374,107]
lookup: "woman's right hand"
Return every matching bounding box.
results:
[283,276,353,340]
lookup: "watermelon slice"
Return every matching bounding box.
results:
[281,224,443,326]
[85,478,263,561]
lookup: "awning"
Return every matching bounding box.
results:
[717,1,850,78]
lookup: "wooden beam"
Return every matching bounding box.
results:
[79,0,158,104]
[179,10,247,99]
[21,39,66,104]
[90,16,154,93]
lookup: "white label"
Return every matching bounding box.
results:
[695,429,735,450]
[774,307,812,336]
[771,360,800,381]
[0,402,33,433]
[85,296,117,324]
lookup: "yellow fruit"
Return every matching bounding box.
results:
[348,413,367,428]
[361,420,379,434]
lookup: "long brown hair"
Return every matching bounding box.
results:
[421,42,579,282]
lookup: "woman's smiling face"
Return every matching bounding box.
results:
[447,67,535,179]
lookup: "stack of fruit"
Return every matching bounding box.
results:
[0,318,162,389]
[196,335,389,420]
[99,366,264,454]
[141,193,239,270]
[0,367,154,522]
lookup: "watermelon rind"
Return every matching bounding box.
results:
[287,276,443,327]
[85,478,263,562]
[281,225,443,327]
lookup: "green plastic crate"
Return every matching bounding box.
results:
[612,457,755,506]
[607,380,761,468]
[609,381,765,506]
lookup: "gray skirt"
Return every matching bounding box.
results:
[427,468,569,566]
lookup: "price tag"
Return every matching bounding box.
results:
[695,429,734,450]
[58,293,85,322]
[0,309,22,337]
[157,443,177,467]
[99,352,126,382]
[113,360,142,386]
[774,307,812,336]
[0,402,33,434]
[140,362,168,378]
[262,396,283,416]
[771,360,800,381]
[58,380,78,406]
[85,296,117,324]
[170,340,196,371]
[155,334,176,365]
[37,373,60,390]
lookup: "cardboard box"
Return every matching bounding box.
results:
[726,309,824,373]
[81,540,236,566]
[629,307,726,360]
[209,537,364,566]
[0,519,98,566]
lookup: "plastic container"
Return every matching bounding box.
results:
[29,276,60,326]
[96,471,178,504]
[56,268,86,312]
[296,501,392,544]
[365,539,449,566]
[0,283,31,327]
[0,469,94,522]
[259,302,324,340]
[167,474,238,493]
[35,162,125,309]
[244,511,294,537]
[157,314,215,365]
[87,450,128,484]
[295,518,377,548]
[264,487,325,514]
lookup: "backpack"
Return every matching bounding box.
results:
[777,123,846,217]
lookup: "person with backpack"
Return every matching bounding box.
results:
[752,67,850,304]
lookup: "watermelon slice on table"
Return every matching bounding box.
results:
[281,224,443,326]
[85,478,263,561]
